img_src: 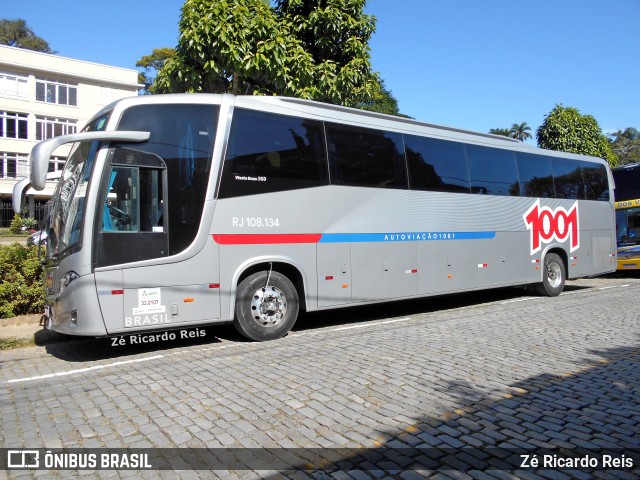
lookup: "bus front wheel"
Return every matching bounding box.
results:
[233,270,299,341]
[534,253,566,297]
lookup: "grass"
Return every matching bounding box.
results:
[0,336,35,350]
[0,227,29,237]
[0,228,30,244]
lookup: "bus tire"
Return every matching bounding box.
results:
[534,253,566,297]
[233,270,299,341]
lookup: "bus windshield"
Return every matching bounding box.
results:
[616,207,640,244]
[48,140,99,254]
[47,114,108,255]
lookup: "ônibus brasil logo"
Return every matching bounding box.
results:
[523,200,579,255]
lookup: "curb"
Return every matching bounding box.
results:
[0,322,70,348]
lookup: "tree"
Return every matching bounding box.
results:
[155,0,381,109]
[136,48,175,94]
[489,123,532,141]
[155,0,310,95]
[609,127,640,165]
[0,19,53,53]
[274,0,380,106]
[489,128,514,138]
[510,122,532,142]
[536,104,618,167]
[356,79,405,116]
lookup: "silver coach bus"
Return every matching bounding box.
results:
[14,94,616,341]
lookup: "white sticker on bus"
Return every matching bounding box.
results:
[133,288,166,315]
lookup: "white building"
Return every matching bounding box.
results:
[0,44,140,225]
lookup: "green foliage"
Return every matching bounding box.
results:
[510,122,532,142]
[136,47,176,94]
[22,217,37,231]
[0,337,34,351]
[609,127,640,165]
[489,128,513,138]
[489,122,532,142]
[536,104,618,167]
[0,244,44,318]
[155,0,382,109]
[9,214,23,234]
[356,79,405,116]
[156,0,290,94]
[0,18,53,53]
[276,0,380,107]
[9,214,37,234]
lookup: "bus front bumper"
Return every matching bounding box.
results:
[45,274,108,336]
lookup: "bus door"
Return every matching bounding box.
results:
[95,148,170,333]
[95,146,221,334]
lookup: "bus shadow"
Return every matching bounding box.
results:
[561,284,591,292]
[290,284,590,334]
[41,281,598,362]
[605,270,640,279]
[43,324,229,362]
[257,339,640,474]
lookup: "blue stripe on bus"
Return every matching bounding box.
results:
[318,232,495,243]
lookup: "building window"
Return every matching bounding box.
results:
[0,152,28,178]
[0,72,29,100]
[0,111,28,139]
[35,78,78,106]
[48,156,66,173]
[36,116,77,141]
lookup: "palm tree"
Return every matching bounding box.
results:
[489,128,513,138]
[510,122,532,142]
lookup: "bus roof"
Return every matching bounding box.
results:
[99,93,607,165]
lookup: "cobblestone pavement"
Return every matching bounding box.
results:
[1,274,640,479]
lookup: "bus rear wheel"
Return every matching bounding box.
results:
[233,270,299,341]
[534,253,566,297]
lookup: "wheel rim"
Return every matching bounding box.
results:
[250,285,287,328]
[547,261,562,289]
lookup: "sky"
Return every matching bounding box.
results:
[3,0,639,139]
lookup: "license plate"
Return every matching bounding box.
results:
[622,264,638,269]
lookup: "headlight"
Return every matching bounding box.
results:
[58,271,79,295]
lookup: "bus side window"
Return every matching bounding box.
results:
[326,123,407,189]
[550,157,585,200]
[102,166,137,232]
[405,135,470,193]
[516,153,555,198]
[218,109,327,198]
[467,145,519,196]
[101,166,164,233]
[581,162,610,201]
[96,156,168,268]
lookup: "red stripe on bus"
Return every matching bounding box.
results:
[212,234,322,245]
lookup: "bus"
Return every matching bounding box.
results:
[13,94,616,341]
[612,162,640,270]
